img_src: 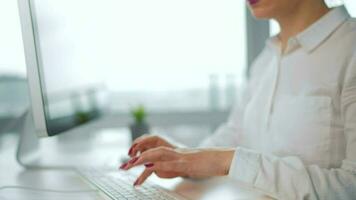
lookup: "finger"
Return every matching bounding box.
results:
[132,134,150,145]
[134,167,154,186]
[128,143,138,156]
[125,147,177,170]
[128,134,149,156]
[131,139,158,157]
[130,136,158,157]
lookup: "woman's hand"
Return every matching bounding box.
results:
[120,147,235,186]
[128,135,176,158]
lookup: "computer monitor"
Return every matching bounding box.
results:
[18,0,104,137]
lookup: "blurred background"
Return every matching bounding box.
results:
[0,0,355,148]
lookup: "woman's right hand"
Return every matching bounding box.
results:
[128,135,176,158]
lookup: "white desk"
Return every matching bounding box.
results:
[0,131,273,200]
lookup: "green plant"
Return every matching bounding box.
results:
[130,105,147,124]
[75,111,90,124]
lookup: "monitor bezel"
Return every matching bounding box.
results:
[18,0,49,137]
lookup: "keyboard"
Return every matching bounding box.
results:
[77,167,184,200]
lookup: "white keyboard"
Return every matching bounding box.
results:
[77,168,184,200]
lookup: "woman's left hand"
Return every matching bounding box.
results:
[119,147,235,186]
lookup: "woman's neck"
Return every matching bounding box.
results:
[276,1,330,52]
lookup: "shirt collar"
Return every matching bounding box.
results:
[265,35,281,53]
[266,6,350,53]
[296,6,350,52]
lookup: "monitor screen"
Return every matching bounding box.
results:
[25,0,245,136]
[30,0,106,136]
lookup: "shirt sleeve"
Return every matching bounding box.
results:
[228,54,356,200]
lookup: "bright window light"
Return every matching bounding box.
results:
[344,0,356,17]
[0,0,26,75]
[270,20,280,36]
[28,0,247,113]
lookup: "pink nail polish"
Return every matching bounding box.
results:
[145,163,154,168]
[129,157,139,164]
[128,144,137,155]
[119,163,128,169]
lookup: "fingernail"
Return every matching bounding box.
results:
[144,163,154,168]
[128,144,137,155]
[119,163,128,169]
[133,179,139,186]
[129,157,139,164]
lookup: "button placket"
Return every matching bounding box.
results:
[265,48,283,130]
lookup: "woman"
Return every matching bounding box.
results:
[120,0,356,199]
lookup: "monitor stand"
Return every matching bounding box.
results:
[16,110,125,169]
[16,110,39,168]
[15,110,67,169]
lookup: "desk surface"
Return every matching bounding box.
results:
[0,131,273,200]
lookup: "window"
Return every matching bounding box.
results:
[270,20,280,36]
[0,0,26,76]
[326,0,356,16]
[0,0,28,119]
[344,0,356,17]
[1,0,247,143]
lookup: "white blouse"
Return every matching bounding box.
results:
[201,6,356,200]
